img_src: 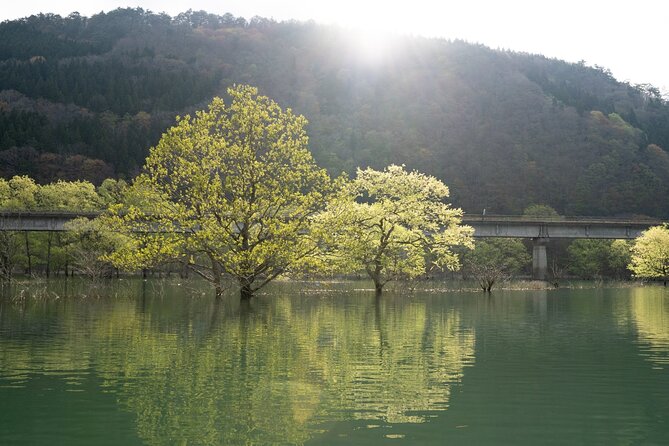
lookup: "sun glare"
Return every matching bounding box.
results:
[348,28,396,64]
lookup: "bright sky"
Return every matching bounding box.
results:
[2,1,668,93]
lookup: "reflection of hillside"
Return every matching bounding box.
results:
[0,291,475,445]
[630,288,669,367]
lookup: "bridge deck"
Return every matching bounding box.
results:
[0,211,663,239]
[1,211,663,280]
[461,215,662,239]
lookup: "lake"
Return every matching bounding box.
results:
[1,279,668,445]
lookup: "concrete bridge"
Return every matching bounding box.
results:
[0,211,663,280]
[461,215,662,279]
[0,211,101,232]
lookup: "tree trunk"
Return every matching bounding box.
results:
[369,254,385,295]
[240,283,253,300]
[238,223,254,301]
[215,283,225,298]
[374,279,383,295]
[210,256,225,299]
[46,232,53,278]
[24,232,31,276]
[0,253,10,282]
[239,276,254,300]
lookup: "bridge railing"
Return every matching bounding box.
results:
[0,211,103,218]
[0,211,664,232]
[461,214,663,226]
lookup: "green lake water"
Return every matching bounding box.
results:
[1,280,668,445]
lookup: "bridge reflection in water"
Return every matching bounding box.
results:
[0,212,662,280]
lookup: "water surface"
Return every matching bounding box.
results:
[1,280,668,445]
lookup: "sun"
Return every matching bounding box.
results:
[347,27,397,65]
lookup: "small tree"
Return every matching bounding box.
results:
[0,176,39,276]
[36,180,102,277]
[629,225,669,286]
[0,180,16,281]
[464,239,530,292]
[567,239,610,279]
[63,217,121,281]
[106,85,336,299]
[608,240,632,279]
[0,225,21,282]
[323,165,473,294]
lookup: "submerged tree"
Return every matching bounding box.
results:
[35,180,102,277]
[323,165,473,294]
[106,85,336,299]
[464,239,530,292]
[629,225,669,286]
[63,217,121,280]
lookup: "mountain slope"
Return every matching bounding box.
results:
[1,8,668,217]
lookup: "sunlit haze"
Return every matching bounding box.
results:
[2,0,668,92]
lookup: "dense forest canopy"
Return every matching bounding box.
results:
[1,8,668,217]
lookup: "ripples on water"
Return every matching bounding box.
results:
[0,280,668,445]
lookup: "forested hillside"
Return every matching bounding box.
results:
[1,8,668,217]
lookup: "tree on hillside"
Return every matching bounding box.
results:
[629,225,669,286]
[322,165,473,294]
[105,85,337,299]
[523,204,560,218]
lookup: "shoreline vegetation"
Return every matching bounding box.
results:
[0,276,665,302]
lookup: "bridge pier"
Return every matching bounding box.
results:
[532,238,548,281]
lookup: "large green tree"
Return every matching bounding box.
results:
[323,165,473,293]
[106,85,336,299]
[629,225,669,286]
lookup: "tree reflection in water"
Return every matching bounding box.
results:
[628,287,669,368]
[0,284,476,445]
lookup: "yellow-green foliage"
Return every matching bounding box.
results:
[0,176,111,278]
[0,176,39,210]
[36,180,101,211]
[105,85,336,295]
[321,165,473,291]
[0,176,103,211]
[629,225,669,283]
[62,217,125,278]
[96,178,128,207]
